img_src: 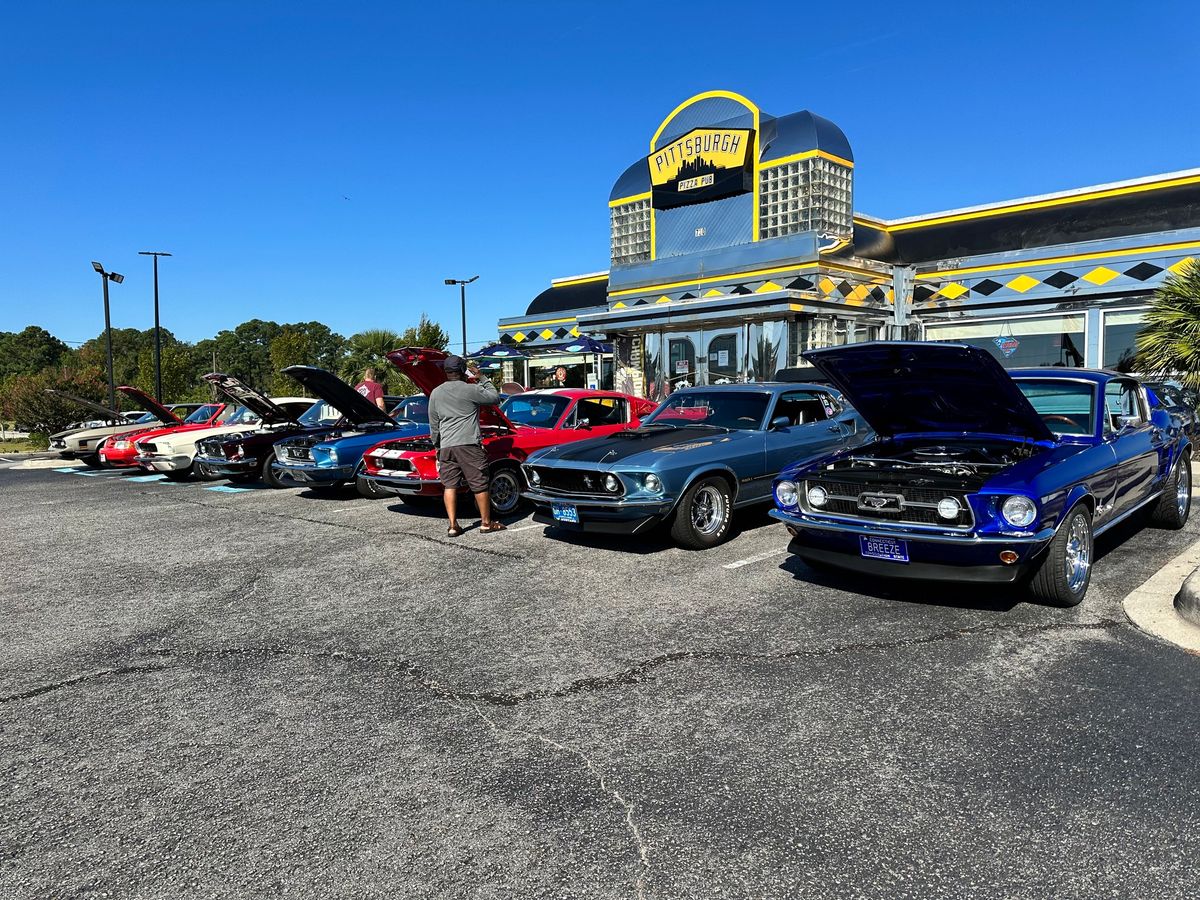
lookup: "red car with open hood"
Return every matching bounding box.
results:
[360,347,655,515]
[97,387,230,469]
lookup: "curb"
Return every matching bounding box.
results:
[1174,567,1200,628]
[1122,534,1200,654]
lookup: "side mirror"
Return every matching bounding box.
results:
[1117,414,1142,430]
[769,415,790,431]
[575,419,591,430]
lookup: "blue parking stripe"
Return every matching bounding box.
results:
[54,467,81,473]
[127,474,168,482]
[204,484,254,493]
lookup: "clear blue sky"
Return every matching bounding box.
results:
[2,0,1196,349]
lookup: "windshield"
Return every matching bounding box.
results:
[132,411,158,424]
[224,405,263,426]
[184,404,221,424]
[646,391,771,431]
[500,394,571,427]
[390,396,429,423]
[299,400,343,427]
[1016,380,1096,436]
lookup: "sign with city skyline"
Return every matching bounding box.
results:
[648,127,754,210]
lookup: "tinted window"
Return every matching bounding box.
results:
[771,391,832,426]
[299,401,342,426]
[570,397,627,427]
[184,405,220,424]
[501,395,571,427]
[1016,380,1096,436]
[391,397,429,423]
[647,391,771,431]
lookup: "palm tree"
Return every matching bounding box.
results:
[1137,260,1200,389]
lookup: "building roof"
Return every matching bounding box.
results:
[525,275,609,316]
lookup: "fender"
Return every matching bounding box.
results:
[672,464,742,514]
[1059,483,1097,528]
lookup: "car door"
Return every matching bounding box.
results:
[560,396,631,438]
[1104,379,1160,513]
[758,389,848,501]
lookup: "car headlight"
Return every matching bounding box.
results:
[936,497,962,520]
[528,467,541,486]
[643,473,662,493]
[157,443,172,455]
[604,473,621,493]
[115,440,130,450]
[327,446,338,463]
[1001,495,1037,528]
[776,480,799,508]
[806,484,828,508]
[235,444,246,459]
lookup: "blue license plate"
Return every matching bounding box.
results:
[552,503,579,524]
[859,535,908,563]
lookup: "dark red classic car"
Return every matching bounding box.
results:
[361,347,655,515]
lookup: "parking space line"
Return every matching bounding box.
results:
[722,549,787,570]
[53,467,80,474]
[205,485,254,493]
[505,523,544,533]
[127,474,168,482]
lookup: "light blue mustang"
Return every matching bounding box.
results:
[521,382,871,549]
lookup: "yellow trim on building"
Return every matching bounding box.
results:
[608,263,819,298]
[915,239,1200,280]
[891,172,1200,232]
[608,192,651,208]
[759,149,855,170]
[506,316,577,328]
[551,273,609,288]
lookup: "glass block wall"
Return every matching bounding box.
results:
[610,198,651,266]
[758,157,853,241]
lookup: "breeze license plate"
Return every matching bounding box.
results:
[859,535,908,563]
[552,503,579,524]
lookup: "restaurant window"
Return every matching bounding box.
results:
[924,314,1087,369]
[1102,310,1146,373]
[746,320,788,382]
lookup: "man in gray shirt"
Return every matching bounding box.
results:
[428,355,505,536]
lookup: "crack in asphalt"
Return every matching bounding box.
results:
[455,700,651,900]
[0,663,169,704]
[142,491,521,559]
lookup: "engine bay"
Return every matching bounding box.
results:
[815,439,1041,489]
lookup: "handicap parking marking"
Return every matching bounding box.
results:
[204,484,255,493]
[54,467,82,474]
[127,474,168,483]
[722,549,788,570]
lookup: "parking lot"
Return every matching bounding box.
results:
[2,462,1199,898]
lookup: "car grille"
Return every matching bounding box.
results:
[527,465,622,498]
[280,445,311,461]
[371,455,414,473]
[197,437,232,459]
[804,478,974,529]
[140,442,158,453]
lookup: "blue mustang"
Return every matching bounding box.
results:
[271,365,430,494]
[769,342,1192,606]
[522,382,870,549]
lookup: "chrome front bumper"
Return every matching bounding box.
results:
[768,508,1055,545]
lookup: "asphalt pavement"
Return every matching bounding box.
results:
[1,466,1198,898]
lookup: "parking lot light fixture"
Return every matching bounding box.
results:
[91,261,124,410]
[444,275,480,356]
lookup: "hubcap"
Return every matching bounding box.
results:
[1178,461,1191,516]
[1063,514,1092,594]
[691,486,726,536]
[491,472,519,513]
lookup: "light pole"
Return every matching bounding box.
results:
[139,251,172,402]
[91,261,125,410]
[443,275,479,356]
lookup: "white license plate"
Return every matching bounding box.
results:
[552,503,579,524]
[859,535,908,562]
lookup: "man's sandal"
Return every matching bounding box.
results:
[480,522,507,533]
[447,525,464,537]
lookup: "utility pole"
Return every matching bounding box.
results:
[139,251,172,402]
[91,262,125,410]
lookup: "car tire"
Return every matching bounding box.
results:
[261,452,284,489]
[356,474,387,499]
[81,455,102,469]
[163,467,192,482]
[670,476,733,550]
[488,465,524,517]
[1029,504,1093,607]
[228,473,257,484]
[195,462,222,481]
[1150,456,1191,529]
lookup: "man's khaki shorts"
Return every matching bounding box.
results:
[437,444,489,492]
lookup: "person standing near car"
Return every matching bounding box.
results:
[428,356,505,536]
[355,368,386,412]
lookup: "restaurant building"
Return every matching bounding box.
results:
[496,90,1200,398]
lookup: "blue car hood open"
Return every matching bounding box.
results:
[803,342,1054,443]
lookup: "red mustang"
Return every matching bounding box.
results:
[361,347,654,515]
[98,387,230,469]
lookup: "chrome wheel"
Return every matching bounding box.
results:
[490,469,521,515]
[1063,514,1092,595]
[691,485,727,536]
[1178,460,1191,516]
